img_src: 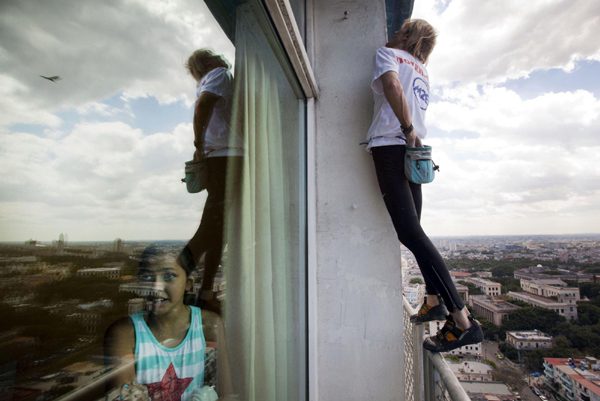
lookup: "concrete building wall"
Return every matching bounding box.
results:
[507,291,578,321]
[311,1,406,399]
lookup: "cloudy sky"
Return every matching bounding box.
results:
[412,0,600,237]
[0,0,234,241]
[0,0,599,241]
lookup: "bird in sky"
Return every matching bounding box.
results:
[40,75,61,83]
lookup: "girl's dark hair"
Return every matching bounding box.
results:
[138,244,193,277]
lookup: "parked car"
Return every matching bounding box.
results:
[540,396,547,401]
[533,389,541,396]
[497,354,504,359]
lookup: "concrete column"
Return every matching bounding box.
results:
[311,0,405,400]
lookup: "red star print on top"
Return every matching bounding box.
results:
[146,363,193,401]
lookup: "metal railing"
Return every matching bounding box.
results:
[403,297,471,401]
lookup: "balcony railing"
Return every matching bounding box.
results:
[403,297,471,401]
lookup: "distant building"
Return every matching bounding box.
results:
[463,277,502,296]
[127,298,145,314]
[120,281,155,297]
[78,299,113,310]
[506,330,553,350]
[57,233,65,252]
[404,283,425,309]
[520,279,580,305]
[506,291,578,321]
[469,295,521,326]
[455,283,470,303]
[76,267,121,279]
[448,361,493,381]
[3,294,35,306]
[459,381,520,401]
[66,311,102,334]
[113,238,123,253]
[514,268,592,283]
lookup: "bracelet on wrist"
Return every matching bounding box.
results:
[402,124,414,135]
[194,141,203,149]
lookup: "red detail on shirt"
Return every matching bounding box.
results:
[395,56,429,81]
[146,363,193,401]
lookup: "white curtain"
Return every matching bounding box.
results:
[224,3,301,401]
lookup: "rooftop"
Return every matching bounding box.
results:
[470,295,521,312]
[531,278,567,286]
[506,330,553,341]
[465,277,501,286]
[507,291,562,305]
[459,381,513,395]
[572,376,600,397]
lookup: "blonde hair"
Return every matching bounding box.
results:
[401,19,437,64]
[185,48,231,81]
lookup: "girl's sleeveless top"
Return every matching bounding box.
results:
[130,306,206,401]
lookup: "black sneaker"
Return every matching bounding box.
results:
[410,301,449,325]
[423,315,484,352]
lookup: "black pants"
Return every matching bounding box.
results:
[192,156,242,292]
[372,145,464,313]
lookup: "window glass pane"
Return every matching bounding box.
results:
[289,0,306,41]
[0,0,306,400]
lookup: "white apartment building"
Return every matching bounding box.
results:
[506,330,553,350]
[520,279,581,304]
[448,361,493,382]
[463,277,502,296]
[543,358,600,401]
[404,283,426,309]
[507,291,578,321]
[76,267,121,279]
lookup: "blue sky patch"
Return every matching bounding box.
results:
[127,96,191,135]
[429,126,480,140]
[9,123,46,136]
[501,60,600,100]
[9,92,192,138]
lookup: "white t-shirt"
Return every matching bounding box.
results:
[196,67,243,157]
[365,47,430,151]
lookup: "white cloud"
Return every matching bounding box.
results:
[0,120,206,241]
[0,0,234,128]
[76,101,133,118]
[412,0,600,86]
[420,87,600,235]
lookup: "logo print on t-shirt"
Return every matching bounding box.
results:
[413,77,430,111]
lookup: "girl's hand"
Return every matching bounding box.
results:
[107,381,149,401]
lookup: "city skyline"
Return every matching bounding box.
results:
[1,0,600,241]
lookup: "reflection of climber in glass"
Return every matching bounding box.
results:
[179,49,243,314]
[103,245,232,401]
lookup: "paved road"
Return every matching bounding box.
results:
[481,341,557,401]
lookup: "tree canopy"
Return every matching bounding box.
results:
[503,307,566,335]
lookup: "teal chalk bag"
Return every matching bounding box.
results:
[181,159,208,193]
[404,145,439,184]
